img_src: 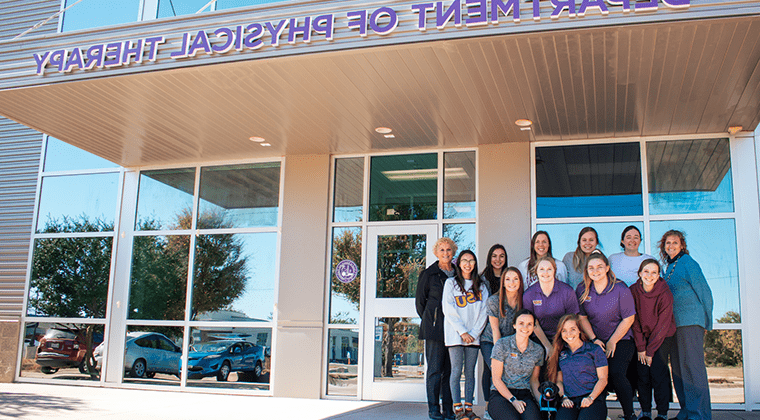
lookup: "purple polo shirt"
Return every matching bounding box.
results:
[558,341,608,398]
[523,281,580,339]
[576,281,636,342]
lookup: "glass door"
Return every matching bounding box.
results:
[362,224,437,401]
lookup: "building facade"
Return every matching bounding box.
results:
[0,0,759,410]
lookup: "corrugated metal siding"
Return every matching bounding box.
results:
[0,117,41,319]
[0,1,55,318]
[0,0,60,41]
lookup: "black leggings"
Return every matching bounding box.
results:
[489,388,541,420]
[556,395,607,420]
[606,339,635,418]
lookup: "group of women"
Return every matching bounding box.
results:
[416,227,714,420]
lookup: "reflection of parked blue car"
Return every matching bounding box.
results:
[120,332,181,378]
[187,340,265,381]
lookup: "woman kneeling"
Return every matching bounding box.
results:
[547,314,608,420]
[488,309,544,420]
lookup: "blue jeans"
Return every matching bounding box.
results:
[449,345,480,405]
[671,326,711,420]
[426,339,453,417]
[480,341,494,402]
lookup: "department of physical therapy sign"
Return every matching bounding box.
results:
[33,0,689,76]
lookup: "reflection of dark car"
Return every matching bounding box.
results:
[35,328,102,374]
[121,332,181,378]
[187,341,265,381]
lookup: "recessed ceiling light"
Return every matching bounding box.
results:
[260,143,271,147]
[515,119,533,127]
[384,134,395,138]
[728,126,742,134]
[375,127,392,134]
[249,136,265,142]
[520,127,531,131]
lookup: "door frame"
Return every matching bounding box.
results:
[361,223,438,401]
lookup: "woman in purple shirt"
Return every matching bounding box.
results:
[577,251,636,420]
[522,256,580,357]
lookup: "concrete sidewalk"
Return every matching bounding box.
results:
[1,383,757,420]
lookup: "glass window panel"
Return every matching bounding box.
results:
[198,163,280,229]
[647,138,734,215]
[128,235,190,320]
[36,174,119,233]
[327,328,359,396]
[122,326,183,385]
[373,317,424,382]
[62,0,140,32]
[186,327,271,389]
[216,0,287,10]
[536,143,643,218]
[376,234,426,298]
[369,154,437,221]
[650,220,740,324]
[443,223,476,256]
[156,0,212,18]
[333,158,364,223]
[704,329,744,403]
[537,222,647,285]
[444,152,476,219]
[136,168,196,231]
[27,237,113,318]
[44,137,118,172]
[19,322,103,380]
[329,227,362,324]
[191,233,276,322]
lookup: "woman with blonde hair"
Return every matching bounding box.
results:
[416,237,458,420]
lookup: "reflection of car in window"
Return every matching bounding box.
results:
[35,328,103,374]
[94,332,181,378]
[187,340,266,382]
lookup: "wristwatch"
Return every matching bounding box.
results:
[509,396,517,403]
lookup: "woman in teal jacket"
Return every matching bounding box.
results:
[658,230,713,420]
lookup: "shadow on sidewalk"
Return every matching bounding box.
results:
[0,392,81,418]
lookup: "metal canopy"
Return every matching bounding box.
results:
[0,15,759,167]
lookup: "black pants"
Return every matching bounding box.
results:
[489,388,541,420]
[426,339,454,417]
[607,339,635,418]
[556,394,607,420]
[637,336,674,418]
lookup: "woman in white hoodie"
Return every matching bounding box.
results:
[443,250,489,420]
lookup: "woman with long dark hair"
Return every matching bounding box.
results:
[442,250,489,420]
[517,231,568,289]
[480,244,508,418]
[576,251,636,420]
[547,314,608,420]
[562,227,600,290]
[658,230,713,420]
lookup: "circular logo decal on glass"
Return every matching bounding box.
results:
[335,260,358,283]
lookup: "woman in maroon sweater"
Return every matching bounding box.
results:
[629,258,677,420]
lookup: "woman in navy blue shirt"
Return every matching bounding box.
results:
[547,314,608,420]
[576,251,636,420]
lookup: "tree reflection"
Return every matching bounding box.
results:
[705,311,742,367]
[30,210,250,376]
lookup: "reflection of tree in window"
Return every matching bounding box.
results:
[30,216,113,377]
[129,209,248,321]
[330,229,362,324]
[705,312,742,367]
